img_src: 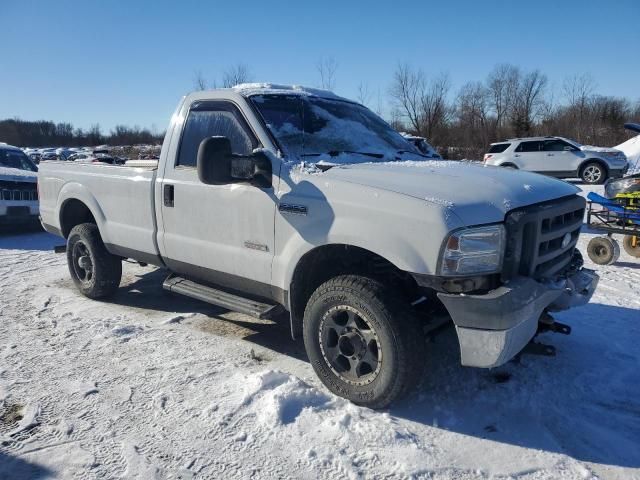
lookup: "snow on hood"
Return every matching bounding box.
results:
[579,145,623,154]
[318,160,580,225]
[0,166,37,182]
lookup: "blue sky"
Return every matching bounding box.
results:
[1,0,638,132]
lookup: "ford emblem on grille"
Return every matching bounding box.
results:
[561,233,572,248]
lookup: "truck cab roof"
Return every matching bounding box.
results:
[231,83,351,103]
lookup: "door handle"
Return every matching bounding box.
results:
[163,184,174,207]
[546,153,554,156]
[514,154,521,157]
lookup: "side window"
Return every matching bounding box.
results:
[176,103,257,167]
[488,143,510,153]
[515,141,541,153]
[542,139,568,152]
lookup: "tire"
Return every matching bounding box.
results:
[580,161,607,184]
[66,223,122,299]
[303,275,424,409]
[587,236,620,265]
[623,235,640,258]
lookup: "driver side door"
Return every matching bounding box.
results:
[159,100,277,298]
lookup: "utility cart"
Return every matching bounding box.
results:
[586,192,640,264]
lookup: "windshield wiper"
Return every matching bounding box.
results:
[396,149,429,158]
[301,150,385,159]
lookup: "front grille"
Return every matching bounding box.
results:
[0,180,38,201]
[503,195,585,280]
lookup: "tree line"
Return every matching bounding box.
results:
[387,63,640,159]
[0,119,163,148]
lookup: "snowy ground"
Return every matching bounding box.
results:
[0,185,639,480]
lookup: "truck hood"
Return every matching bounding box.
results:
[0,166,37,183]
[321,160,580,225]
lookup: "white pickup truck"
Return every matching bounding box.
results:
[38,84,598,407]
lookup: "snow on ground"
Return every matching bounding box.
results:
[0,185,639,479]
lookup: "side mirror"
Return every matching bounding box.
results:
[197,136,272,188]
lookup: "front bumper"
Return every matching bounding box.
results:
[609,165,629,179]
[437,268,599,368]
[0,204,40,225]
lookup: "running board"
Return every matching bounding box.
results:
[162,275,283,320]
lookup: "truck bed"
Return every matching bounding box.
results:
[38,161,161,262]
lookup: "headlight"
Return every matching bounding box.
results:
[440,225,505,276]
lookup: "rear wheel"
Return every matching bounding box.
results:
[623,235,640,258]
[587,236,620,265]
[303,275,424,409]
[580,162,607,184]
[67,223,122,299]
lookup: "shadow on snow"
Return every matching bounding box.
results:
[0,451,53,479]
[108,269,640,470]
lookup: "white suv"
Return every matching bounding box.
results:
[484,136,629,184]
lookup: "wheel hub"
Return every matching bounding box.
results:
[72,241,94,283]
[78,256,92,269]
[338,331,365,358]
[318,305,382,386]
[585,166,601,182]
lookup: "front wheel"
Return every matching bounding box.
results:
[580,162,607,184]
[67,223,122,299]
[303,275,424,409]
[587,236,620,265]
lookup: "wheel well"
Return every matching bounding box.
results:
[580,159,609,175]
[60,199,97,238]
[499,162,518,169]
[288,244,419,338]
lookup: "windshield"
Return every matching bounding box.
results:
[250,94,423,163]
[0,149,38,172]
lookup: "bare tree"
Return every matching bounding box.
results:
[563,73,596,109]
[457,81,490,142]
[486,64,520,133]
[193,70,208,91]
[356,81,372,106]
[222,64,253,88]
[316,57,338,90]
[375,87,384,116]
[421,72,452,141]
[511,69,547,136]
[389,63,426,133]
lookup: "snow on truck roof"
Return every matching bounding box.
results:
[232,83,350,102]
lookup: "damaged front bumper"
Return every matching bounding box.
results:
[437,268,599,368]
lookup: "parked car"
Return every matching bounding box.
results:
[0,144,39,225]
[38,84,598,408]
[399,132,442,159]
[484,136,629,184]
[67,152,93,161]
[40,152,61,161]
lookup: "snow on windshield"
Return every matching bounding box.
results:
[250,95,423,165]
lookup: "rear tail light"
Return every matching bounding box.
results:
[483,154,492,163]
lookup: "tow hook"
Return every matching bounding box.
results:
[537,311,572,336]
[514,312,571,362]
[522,341,556,357]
